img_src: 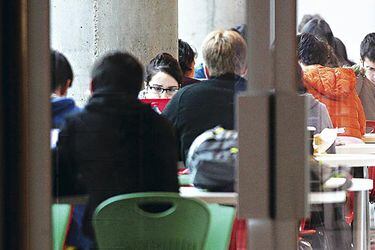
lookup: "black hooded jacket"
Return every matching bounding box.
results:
[162,73,246,162]
[54,92,179,236]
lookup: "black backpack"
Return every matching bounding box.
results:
[186,126,238,192]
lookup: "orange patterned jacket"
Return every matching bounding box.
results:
[303,65,366,138]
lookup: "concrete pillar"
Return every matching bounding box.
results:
[51,0,95,107]
[178,0,246,63]
[51,0,178,106]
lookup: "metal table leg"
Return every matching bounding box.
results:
[365,167,370,250]
[353,167,370,250]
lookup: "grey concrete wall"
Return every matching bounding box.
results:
[51,0,95,106]
[178,0,247,64]
[96,0,178,64]
[51,0,178,106]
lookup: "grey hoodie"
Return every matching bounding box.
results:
[306,94,333,134]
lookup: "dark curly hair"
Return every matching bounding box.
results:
[178,39,196,74]
[297,33,329,66]
[360,33,375,62]
[146,53,183,86]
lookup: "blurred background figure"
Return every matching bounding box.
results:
[178,39,200,87]
[361,33,375,84]
[50,50,80,129]
[356,33,375,120]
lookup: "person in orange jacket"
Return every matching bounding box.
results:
[297,33,366,140]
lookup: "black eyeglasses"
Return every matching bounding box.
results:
[148,85,179,95]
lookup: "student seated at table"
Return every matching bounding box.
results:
[356,33,375,121]
[162,29,247,163]
[354,33,375,202]
[297,33,366,141]
[55,51,179,247]
[138,52,183,99]
[50,50,81,128]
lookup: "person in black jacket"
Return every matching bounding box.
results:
[162,30,247,163]
[54,51,179,245]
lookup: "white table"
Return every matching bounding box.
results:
[56,189,240,206]
[315,154,374,250]
[309,191,346,204]
[324,178,373,191]
[179,187,349,206]
[363,133,375,143]
[55,187,351,206]
[314,153,375,167]
[179,187,238,205]
[336,144,375,154]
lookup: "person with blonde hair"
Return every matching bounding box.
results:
[202,29,247,78]
[163,29,247,162]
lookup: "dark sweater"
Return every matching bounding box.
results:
[181,76,200,88]
[162,73,246,162]
[55,92,179,237]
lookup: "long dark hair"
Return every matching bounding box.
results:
[297,33,329,66]
[146,53,183,86]
[302,18,353,66]
[302,18,334,47]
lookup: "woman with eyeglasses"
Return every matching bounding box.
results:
[139,52,183,99]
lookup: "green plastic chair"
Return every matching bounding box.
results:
[93,192,211,250]
[52,204,72,250]
[205,204,236,250]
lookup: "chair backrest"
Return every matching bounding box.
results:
[52,204,72,250]
[205,204,235,250]
[93,192,210,250]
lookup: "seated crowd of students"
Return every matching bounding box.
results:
[51,15,375,249]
